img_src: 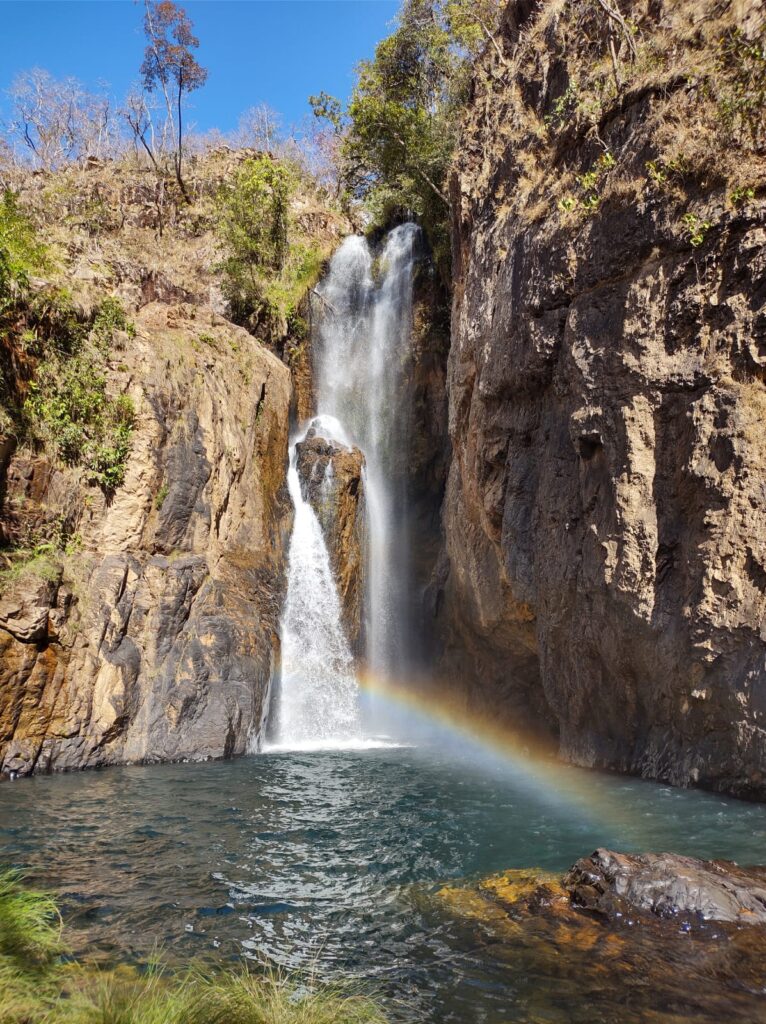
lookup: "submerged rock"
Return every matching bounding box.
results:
[436,849,766,1023]
[295,428,366,656]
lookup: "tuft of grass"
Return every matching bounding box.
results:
[0,871,62,971]
[0,871,389,1024]
[0,547,62,593]
[189,969,388,1024]
[91,297,136,353]
[154,482,169,511]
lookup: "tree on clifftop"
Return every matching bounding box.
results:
[140,0,208,199]
[310,0,504,280]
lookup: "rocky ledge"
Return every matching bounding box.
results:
[566,848,766,925]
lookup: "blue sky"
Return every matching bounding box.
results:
[0,1,400,134]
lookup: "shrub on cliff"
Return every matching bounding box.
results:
[0,870,388,1024]
[216,155,324,337]
[19,295,136,491]
[0,190,48,320]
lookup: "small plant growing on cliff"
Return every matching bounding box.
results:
[545,81,580,132]
[729,185,756,207]
[645,159,668,189]
[715,28,766,151]
[682,211,714,248]
[0,191,48,318]
[91,296,136,352]
[0,548,62,594]
[24,356,135,489]
[560,153,616,217]
[155,481,169,509]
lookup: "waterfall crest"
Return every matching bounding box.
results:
[271,224,420,748]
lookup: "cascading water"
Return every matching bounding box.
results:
[271,224,420,747]
[315,223,419,682]
[269,428,361,748]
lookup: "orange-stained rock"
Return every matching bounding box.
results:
[434,850,766,1024]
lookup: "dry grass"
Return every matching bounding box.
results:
[460,0,765,228]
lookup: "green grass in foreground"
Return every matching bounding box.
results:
[0,871,388,1024]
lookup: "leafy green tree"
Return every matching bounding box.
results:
[445,0,507,62]
[313,0,503,279]
[216,156,296,327]
[140,0,208,199]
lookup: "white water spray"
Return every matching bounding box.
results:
[273,426,361,747]
[272,225,420,748]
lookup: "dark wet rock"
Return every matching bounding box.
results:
[434,0,766,798]
[565,848,766,925]
[296,428,366,655]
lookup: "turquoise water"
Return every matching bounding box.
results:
[2,746,766,1022]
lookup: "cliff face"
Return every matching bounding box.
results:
[437,0,766,796]
[0,153,348,773]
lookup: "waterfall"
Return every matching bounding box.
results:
[270,430,361,748]
[271,224,420,748]
[315,224,419,681]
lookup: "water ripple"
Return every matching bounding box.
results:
[2,747,766,1022]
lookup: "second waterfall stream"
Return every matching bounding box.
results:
[268,223,420,748]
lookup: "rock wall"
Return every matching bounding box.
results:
[435,0,766,796]
[0,304,292,773]
[0,153,349,774]
[296,428,366,654]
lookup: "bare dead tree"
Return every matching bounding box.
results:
[140,0,208,200]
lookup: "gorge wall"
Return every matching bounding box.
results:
[2,1,765,805]
[434,0,766,797]
[0,154,348,773]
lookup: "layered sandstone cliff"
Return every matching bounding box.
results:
[436,0,766,796]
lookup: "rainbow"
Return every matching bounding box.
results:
[355,669,640,834]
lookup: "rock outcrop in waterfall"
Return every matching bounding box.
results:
[433,0,766,798]
[295,427,366,655]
